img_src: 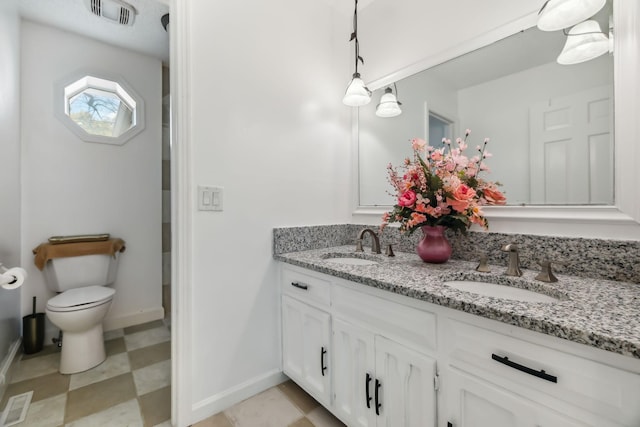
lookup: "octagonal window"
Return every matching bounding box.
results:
[57,74,145,145]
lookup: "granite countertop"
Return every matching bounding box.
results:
[275,245,640,359]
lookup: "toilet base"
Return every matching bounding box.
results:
[59,323,106,374]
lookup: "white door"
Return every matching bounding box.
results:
[374,336,437,427]
[281,295,331,406]
[529,85,613,205]
[332,317,376,427]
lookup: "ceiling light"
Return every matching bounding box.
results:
[557,20,609,64]
[343,0,371,107]
[344,73,372,107]
[537,0,606,31]
[375,86,402,118]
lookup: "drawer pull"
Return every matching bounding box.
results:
[491,353,557,383]
[365,373,372,408]
[375,378,382,415]
[290,282,308,290]
[321,347,327,376]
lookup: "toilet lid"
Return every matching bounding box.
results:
[47,286,115,309]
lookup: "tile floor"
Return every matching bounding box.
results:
[193,381,346,427]
[2,318,344,427]
[1,319,171,427]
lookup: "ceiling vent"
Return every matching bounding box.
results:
[84,0,137,26]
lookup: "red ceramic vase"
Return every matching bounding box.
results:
[416,225,452,263]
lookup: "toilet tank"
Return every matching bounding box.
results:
[43,253,120,292]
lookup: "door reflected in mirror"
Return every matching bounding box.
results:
[358,10,613,207]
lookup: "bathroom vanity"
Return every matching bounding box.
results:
[276,246,640,427]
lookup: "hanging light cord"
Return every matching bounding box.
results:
[350,0,364,75]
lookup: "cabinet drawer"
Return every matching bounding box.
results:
[333,284,437,354]
[443,317,640,426]
[281,266,331,308]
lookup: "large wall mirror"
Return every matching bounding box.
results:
[359,4,612,207]
[354,0,640,236]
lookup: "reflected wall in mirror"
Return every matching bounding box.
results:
[358,8,613,207]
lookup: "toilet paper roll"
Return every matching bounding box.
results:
[0,267,27,290]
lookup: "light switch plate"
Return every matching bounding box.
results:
[198,186,223,211]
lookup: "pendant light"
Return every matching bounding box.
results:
[557,20,609,64]
[343,0,371,107]
[375,85,402,118]
[537,0,606,32]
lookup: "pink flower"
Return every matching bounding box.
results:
[447,184,476,213]
[411,138,427,151]
[407,212,427,228]
[483,187,506,205]
[431,151,443,161]
[398,190,417,207]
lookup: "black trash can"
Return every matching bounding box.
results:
[22,313,45,354]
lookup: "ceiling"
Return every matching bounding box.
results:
[19,0,170,64]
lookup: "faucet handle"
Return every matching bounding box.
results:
[501,243,519,252]
[535,259,566,283]
[385,243,396,257]
[475,253,490,273]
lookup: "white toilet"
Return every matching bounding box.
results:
[43,252,120,374]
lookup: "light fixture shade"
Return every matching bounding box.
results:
[537,0,606,31]
[343,74,371,107]
[557,20,609,65]
[375,88,402,118]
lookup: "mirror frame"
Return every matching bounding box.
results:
[352,0,640,239]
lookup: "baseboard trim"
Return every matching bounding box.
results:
[190,369,287,425]
[0,338,23,400]
[103,306,165,331]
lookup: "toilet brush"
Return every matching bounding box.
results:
[23,296,44,354]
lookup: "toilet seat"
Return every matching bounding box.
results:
[46,286,115,313]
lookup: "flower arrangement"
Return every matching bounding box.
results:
[381,130,506,235]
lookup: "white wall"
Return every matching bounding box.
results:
[20,21,163,338]
[185,0,351,422]
[0,0,22,386]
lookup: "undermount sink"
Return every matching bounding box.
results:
[322,253,379,266]
[443,280,559,303]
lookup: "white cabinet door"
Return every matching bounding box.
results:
[333,317,376,427]
[444,368,539,427]
[375,335,437,427]
[282,295,331,406]
[442,368,607,427]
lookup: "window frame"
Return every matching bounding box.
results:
[55,71,145,145]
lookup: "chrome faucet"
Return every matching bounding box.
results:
[355,228,381,254]
[501,243,522,276]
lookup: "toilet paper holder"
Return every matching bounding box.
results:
[0,263,27,289]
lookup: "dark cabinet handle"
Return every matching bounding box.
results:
[447,423,453,427]
[374,378,382,415]
[491,353,557,383]
[365,373,372,408]
[321,347,327,376]
[290,282,308,290]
